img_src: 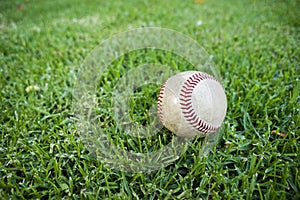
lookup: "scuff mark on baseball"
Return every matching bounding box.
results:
[157,71,227,137]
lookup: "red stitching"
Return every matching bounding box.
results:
[181,104,193,111]
[180,72,220,134]
[157,81,167,123]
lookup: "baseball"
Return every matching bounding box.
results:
[157,71,227,137]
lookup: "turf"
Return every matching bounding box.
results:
[0,0,299,199]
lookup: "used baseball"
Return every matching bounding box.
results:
[157,71,227,137]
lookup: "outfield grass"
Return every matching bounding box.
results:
[0,0,299,199]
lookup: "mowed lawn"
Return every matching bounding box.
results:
[0,0,299,199]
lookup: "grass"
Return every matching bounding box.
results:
[0,0,299,199]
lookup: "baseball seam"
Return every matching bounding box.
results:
[157,81,167,124]
[179,72,221,134]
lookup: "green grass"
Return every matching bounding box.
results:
[1,0,300,199]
